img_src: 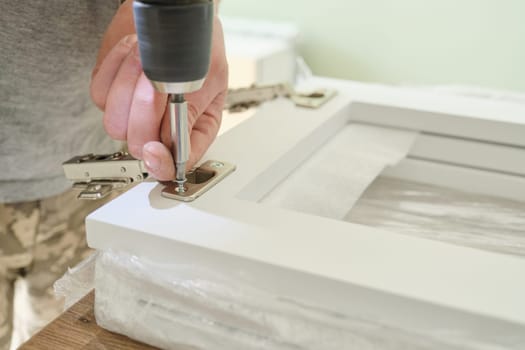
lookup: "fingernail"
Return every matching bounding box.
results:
[143,147,160,173]
[123,34,137,46]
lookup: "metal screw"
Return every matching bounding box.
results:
[136,175,143,181]
[120,167,126,173]
[210,161,224,168]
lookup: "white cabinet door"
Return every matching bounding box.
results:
[87,77,525,348]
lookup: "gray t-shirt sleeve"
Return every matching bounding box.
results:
[0,1,121,203]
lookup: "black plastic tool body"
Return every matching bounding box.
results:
[133,0,214,84]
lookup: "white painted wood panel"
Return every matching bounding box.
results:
[409,133,525,176]
[87,77,525,335]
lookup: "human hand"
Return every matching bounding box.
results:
[90,1,228,181]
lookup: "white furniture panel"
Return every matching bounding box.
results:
[87,77,525,348]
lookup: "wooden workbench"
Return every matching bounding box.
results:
[19,291,158,350]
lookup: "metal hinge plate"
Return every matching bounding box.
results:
[161,160,236,202]
[63,152,235,202]
[225,83,337,112]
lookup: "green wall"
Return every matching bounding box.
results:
[221,0,525,92]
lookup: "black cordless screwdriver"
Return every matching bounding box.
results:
[133,0,214,193]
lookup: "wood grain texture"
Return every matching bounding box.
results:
[19,290,158,350]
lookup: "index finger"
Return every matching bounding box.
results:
[90,34,137,110]
[127,73,168,158]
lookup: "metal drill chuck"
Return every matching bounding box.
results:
[133,0,214,94]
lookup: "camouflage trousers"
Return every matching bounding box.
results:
[0,189,112,350]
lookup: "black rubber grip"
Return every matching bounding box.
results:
[133,0,214,83]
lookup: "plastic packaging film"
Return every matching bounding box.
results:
[346,177,525,257]
[53,250,523,350]
[260,122,525,256]
[54,252,97,309]
[261,123,418,219]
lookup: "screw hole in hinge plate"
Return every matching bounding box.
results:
[161,160,236,202]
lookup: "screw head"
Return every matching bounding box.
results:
[120,167,126,173]
[175,185,187,194]
[136,175,143,181]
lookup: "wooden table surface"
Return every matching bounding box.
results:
[19,290,159,350]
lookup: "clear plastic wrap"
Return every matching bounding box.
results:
[53,250,523,350]
[95,250,385,350]
[346,177,525,256]
[259,124,524,256]
[54,252,97,309]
